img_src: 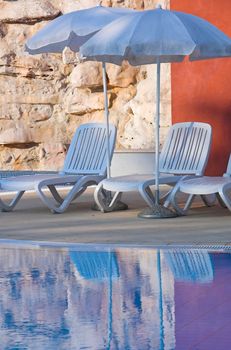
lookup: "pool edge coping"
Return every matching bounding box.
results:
[0,239,231,252]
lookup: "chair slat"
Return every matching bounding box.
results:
[160,122,212,175]
[63,123,116,175]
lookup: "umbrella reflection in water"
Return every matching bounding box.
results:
[69,250,119,349]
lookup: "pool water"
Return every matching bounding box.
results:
[0,243,230,350]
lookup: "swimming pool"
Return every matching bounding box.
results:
[0,242,230,349]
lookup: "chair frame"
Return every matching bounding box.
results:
[0,123,116,213]
[168,154,231,215]
[94,122,212,212]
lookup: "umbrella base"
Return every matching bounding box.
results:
[138,205,178,219]
[91,200,128,212]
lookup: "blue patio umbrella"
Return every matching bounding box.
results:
[25,5,133,56]
[80,5,231,218]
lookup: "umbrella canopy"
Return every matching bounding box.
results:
[80,7,231,64]
[25,5,134,54]
[80,6,231,218]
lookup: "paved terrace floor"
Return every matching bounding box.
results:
[0,187,230,246]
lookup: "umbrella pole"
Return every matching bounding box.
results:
[102,61,111,179]
[155,60,161,205]
[92,63,128,212]
[138,60,177,219]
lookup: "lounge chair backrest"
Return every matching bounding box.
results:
[223,153,231,177]
[159,122,212,176]
[62,123,116,175]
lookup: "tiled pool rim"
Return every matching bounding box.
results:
[0,239,231,252]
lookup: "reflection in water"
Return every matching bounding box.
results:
[164,250,214,283]
[0,246,230,349]
[69,250,119,280]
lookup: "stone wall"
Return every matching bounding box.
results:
[0,0,171,170]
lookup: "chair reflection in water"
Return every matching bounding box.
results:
[69,250,119,349]
[69,250,119,280]
[164,250,214,283]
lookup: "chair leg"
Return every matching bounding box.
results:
[109,192,122,209]
[160,188,172,205]
[47,185,64,204]
[219,184,231,211]
[138,183,155,208]
[164,176,197,211]
[94,184,122,213]
[55,183,90,213]
[94,184,107,212]
[183,194,196,212]
[47,184,87,204]
[201,194,216,207]
[35,180,91,213]
[165,190,195,214]
[71,186,87,201]
[0,191,25,212]
[167,184,189,216]
[216,193,227,208]
[35,184,59,213]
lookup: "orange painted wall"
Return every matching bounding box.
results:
[171,0,231,175]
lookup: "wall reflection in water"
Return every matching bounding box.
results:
[0,246,230,350]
